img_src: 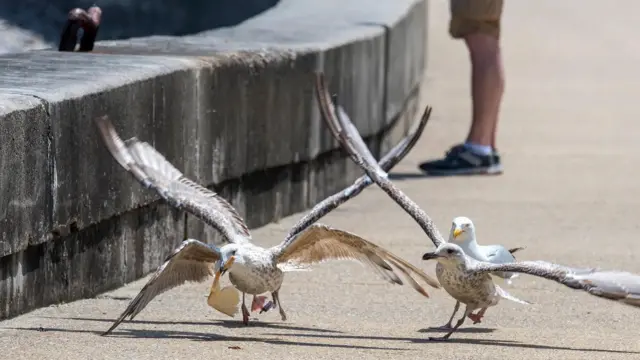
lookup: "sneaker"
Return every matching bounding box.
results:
[418,144,503,176]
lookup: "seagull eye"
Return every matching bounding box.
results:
[446,249,454,254]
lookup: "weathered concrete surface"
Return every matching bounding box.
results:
[0,94,50,256]
[0,0,426,319]
[2,0,640,359]
[0,0,280,54]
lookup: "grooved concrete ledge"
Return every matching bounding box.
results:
[0,0,427,320]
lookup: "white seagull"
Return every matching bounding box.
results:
[324,90,640,341]
[447,216,525,284]
[95,113,440,336]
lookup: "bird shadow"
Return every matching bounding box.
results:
[12,326,409,351]
[42,316,344,334]
[96,296,133,301]
[29,316,639,354]
[417,326,496,334]
[261,332,640,354]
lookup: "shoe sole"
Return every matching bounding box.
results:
[420,164,503,177]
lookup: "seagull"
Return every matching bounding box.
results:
[95,114,440,336]
[321,81,640,340]
[447,216,525,284]
[422,243,640,340]
[428,216,526,328]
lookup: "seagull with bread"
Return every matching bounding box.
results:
[95,111,440,336]
[318,72,640,340]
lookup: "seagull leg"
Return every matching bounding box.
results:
[467,308,487,324]
[251,295,269,312]
[429,306,470,341]
[437,301,460,329]
[241,293,250,325]
[272,290,287,321]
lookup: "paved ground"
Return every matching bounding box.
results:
[3,1,640,359]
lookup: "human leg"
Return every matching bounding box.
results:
[418,0,504,176]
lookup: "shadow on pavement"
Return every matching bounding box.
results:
[43,316,344,333]
[12,326,411,351]
[263,332,640,354]
[388,172,496,180]
[418,326,496,334]
[388,172,432,180]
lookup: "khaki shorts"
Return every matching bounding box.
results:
[449,0,503,39]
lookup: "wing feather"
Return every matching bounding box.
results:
[326,99,445,248]
[102,239,221,335]
[283,79,432,242]
[314,74,377,166]
[273,224,440,297]
[95,115,250,244]
[473,260,640,308]
[508,246,526,256]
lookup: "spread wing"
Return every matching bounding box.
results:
[325,97,445,248]
[95,115,250,244]
[102,239,221,335]
[273,223,440,297]
[376,105,432,171]
[283,75,432,242]
[473,260,640,308]
[315,73,378,167]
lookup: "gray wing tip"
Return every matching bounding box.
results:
[101,323,120,336]
[123,137,141,147]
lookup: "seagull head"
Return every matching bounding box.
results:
[422,243,466,265]
[216,244,240,276]
[448,216,476,244]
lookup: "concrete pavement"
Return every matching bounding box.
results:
[2,1,640,359]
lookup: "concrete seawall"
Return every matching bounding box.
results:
[0,0,427,320]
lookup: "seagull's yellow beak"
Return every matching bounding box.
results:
[453,228,463,239]
[219,256,236,276]
[208,257,241,317]
[210,255,236,294]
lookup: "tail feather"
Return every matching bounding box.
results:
[508,246,526,256]
[496,285,531,305]
[504,273,520,285]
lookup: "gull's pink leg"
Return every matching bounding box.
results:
[241,294,250,325]
[251,295,268,312]
[467,308,488,324]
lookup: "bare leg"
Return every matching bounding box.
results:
[272,290,287,321]
[241,293,250,325]
[467,307,488,324]
[438,301,460,329]
[429,306,471,341]
[464,33,505,148]
[251,295,269,312]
